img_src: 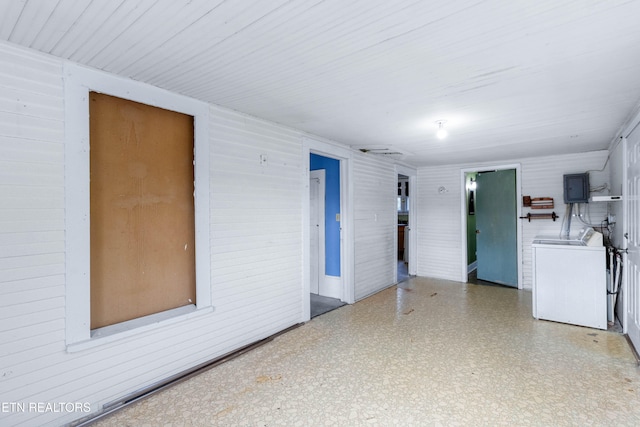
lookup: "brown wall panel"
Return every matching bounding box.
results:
[89,92,196,329]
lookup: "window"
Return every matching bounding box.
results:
[89,92,197,329]
[64,64,211,349]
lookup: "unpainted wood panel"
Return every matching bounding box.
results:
[89,92,196,329]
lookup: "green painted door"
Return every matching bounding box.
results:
[475,169,517,287]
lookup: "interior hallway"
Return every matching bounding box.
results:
[93,277,640,426]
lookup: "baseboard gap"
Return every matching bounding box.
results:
[69,323,304,426]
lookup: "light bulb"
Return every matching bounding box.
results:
[436,120,448,139]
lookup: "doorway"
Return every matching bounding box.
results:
[395,166,417,282]
[303,137,354,321]
[461,165,523,289]
[309,152,346,318]
[397,174,410,282]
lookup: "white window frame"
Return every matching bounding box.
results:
[64,63,211,351]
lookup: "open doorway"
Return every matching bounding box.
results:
[395,166,417,282]
[461,165,523,289]
[303,137,355,321]
[397,174,410,282]
[465,172,478,277]
[308,151,348,318]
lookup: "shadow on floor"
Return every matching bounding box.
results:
[467,269,515,288]
[310,293,346,318]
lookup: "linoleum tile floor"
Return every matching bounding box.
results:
[94,277,640,426]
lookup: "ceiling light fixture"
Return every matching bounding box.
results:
[436,120,448,139]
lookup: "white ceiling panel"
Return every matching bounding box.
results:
[2,0,640,166]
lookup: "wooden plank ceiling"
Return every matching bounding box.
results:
[2,0,640,166]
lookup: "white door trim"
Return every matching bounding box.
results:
[460,164,523,289]
[620,136,629,335]
[624,127,640,350]
[302,137,354,322]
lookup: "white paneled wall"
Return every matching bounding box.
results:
[0,42,68,425]
[0,41,308,426]
[520,151,609,288]
[0,41,401,426]
[353,152,397,300]
[416,166,463,281]
[417,151,609,289]
[209,105,303,330]
[608,138,626,248]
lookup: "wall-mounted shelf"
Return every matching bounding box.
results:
[519,212,558,222]
[523,196,554,209]
[591,195,622,202]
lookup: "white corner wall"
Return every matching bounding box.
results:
[417,150,609,289]
[0,41,398,426]
[353,152,397,300]
[0,41,303,426]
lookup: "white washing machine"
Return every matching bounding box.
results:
[532,230,607,330]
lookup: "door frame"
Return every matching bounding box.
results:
[302,137,354,321]
[618,134,629,335]
[460,163,523,289]
[623,120,640,346]
[395,165,418,280]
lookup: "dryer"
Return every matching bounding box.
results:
[532,229,607,330]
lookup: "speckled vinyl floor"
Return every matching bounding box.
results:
[93,277,640,426]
